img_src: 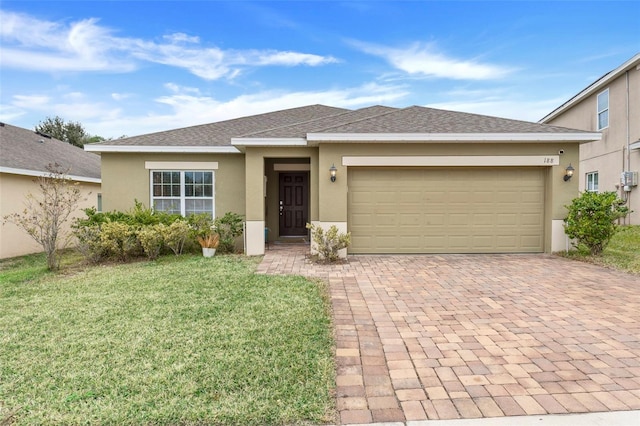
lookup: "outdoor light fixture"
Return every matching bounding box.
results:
[564,164,575,181]
[330,164,337,182]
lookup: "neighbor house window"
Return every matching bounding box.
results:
[151,171,214,217]
[597,89,609,130]
[97,193,102,212]
[586,171,599,192]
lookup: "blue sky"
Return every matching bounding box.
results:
[1,1,638,139]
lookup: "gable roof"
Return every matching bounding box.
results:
[86,103,600,154]
[0,123,101,182]
[540,53,640,123]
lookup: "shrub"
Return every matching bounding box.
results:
[564,191,629,255]
[306,223,351,263]
[137,224,166,260]
[162,221,191,255]
[74,225,107,264]
[100,221,140,261]
[214,212,244,254]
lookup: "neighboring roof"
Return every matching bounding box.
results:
[0,122,101,182]
[85,104,347,152]
[540,53,640,123]
[86,103,600,154]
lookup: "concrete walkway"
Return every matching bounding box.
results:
[257,245,640,425]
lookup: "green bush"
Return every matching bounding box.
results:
[100,221,140,261]
[306,223,351,263]
[214,212,244,254]
[74,225,107,264]
[137,224,166,260]
[564,191,629,255]
[162,221,190,255]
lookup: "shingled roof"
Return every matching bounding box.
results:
[86,104,598,153]
[89,104,348,147]
[314,106,593,134]
[0,123,101,181]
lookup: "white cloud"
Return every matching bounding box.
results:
[0,10,338,79]
[353,40,512,80]
[111,93,133,101]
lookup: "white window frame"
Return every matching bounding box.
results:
[150,170,215,217]
[597,89,609,130]
[586,171,599,193]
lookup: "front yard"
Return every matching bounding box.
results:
[0,255,335,425]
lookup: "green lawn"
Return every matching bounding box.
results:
[559,225,640,274]
[0,254,335,425]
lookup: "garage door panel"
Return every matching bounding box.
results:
[348,167,545,253]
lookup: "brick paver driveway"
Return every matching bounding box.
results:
[257,246,640,424]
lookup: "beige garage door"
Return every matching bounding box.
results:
[348,167,545,253]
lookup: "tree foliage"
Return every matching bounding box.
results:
[564,191,629,255]
[35,116,89,148]
[3,163,86,270]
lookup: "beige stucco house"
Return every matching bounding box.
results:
[86,105,599,256]
[0,123,102,259]
[541,53,640,224]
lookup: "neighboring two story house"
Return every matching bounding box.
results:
[540,53,640,225]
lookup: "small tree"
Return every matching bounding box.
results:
[564,191,629,255]
[3,163,86,270]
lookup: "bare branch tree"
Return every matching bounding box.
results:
[3,163,86,270]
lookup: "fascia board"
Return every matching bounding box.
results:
[230,138,308,147]
[307,133,601,142]
[0,166,101,183]
[84,145,241,153]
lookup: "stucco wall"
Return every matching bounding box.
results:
[99,153,246,217]
[545,66,640,224]
[0,172,100,259]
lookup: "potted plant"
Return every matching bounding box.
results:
[197,233,219,257]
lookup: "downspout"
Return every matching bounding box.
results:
[623,70,631,224]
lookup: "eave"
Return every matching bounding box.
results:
[84,145,241,154]
[306,132,602,143]
[0,166,101,184]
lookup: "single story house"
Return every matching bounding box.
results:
[85,105,599,256]
[540,53,640,225]
[0,123,102,259]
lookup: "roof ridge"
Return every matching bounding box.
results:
[310,105,403,133]
[235,107,356,138]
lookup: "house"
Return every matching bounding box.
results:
[540,53,640,225]
[0,123,101,259]
[85,105,599,256]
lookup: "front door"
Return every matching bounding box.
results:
[279,172,308,236]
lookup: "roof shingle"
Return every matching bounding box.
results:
[0,123,101,179]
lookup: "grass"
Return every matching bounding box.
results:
[0,254,335,425]
[558,225,640,274]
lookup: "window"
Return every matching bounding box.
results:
[151,170,214,217]
[97,193,102,212]
[597,89,609,130]
[586,171,599,192]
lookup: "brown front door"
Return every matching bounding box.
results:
[279,172,308,236]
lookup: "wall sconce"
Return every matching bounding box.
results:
[563,164,575,181]
[330,164,337,182]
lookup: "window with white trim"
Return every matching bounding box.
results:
[151,170,214,217]
[597,89,609,130]
[586,171,599,192]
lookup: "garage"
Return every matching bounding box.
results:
[348,167,546,253]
